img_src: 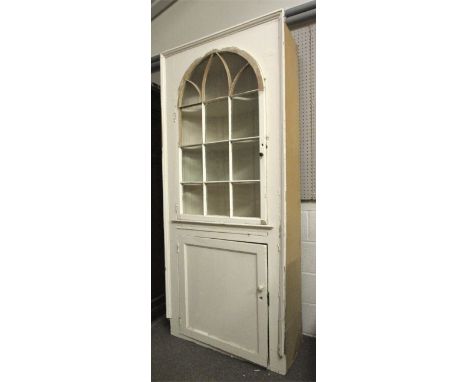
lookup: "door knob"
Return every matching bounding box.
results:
[257,284,265,292]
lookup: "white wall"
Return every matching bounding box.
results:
[152,0,316,337]
[301,202,316,336]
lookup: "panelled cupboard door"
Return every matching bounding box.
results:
[178,237,268,366]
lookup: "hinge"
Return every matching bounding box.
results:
[176,243,179,254]
[267,292,270,306]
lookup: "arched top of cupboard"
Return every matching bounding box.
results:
[178,48,264,107]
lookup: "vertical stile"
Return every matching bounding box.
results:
[259,90,267,222]
[228,95,233,218]
[178,145,182,216]
[202,102,207,216]
[178,108,183,216]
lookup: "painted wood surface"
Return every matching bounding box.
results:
[160,10,301,375]
[178,236,268,366]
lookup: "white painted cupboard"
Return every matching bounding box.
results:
[160,10,301,375]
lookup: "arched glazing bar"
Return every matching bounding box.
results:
[179,49,263,106]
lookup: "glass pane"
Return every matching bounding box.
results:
[183,185,203,215]
[233,182,260,218]
[206,183,229,216]
[232,139,260,181]
[181,81,200,106]
[231,92,259,139]
[220,52,247,85]
[205,54,229,100]
[205,98,228,142]
[233,65,258,94]
[189,57,209,90]
[180,105,202,145]
[182,146,202,182]
[205,142,229,181]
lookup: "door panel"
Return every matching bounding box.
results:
[178,237,268,366]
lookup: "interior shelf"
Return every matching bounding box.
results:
[206,182,230,216]
[180,104,202,145]
[205,98,229,142]
[182,184,204,215]
[182,146,203,182]
[233,182,260,218]
[205,142,229,181]
[232,139,260,181]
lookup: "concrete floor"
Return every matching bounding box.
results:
[152,317,316,381]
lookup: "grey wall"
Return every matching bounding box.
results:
[151,72,160,84]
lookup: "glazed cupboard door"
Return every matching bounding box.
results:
[177,49,267,225]
[178,237,268,366]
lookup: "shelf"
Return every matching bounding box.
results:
[230,136,259,143]
[231,91,259,139]
[172,218,272,229]
[204,139,229,146]
[180,142,204,149]
[182,184,203,215]
[232,139,260,181]
[204,95,229,105]
[180,104,202,145]
[231,179,260,183]
[206,182,230,216]
[182,146,203,182]
[233,182,260,218]
[205,98,229,142]
[205,142,229,181]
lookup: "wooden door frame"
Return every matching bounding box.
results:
[177,236,269,366]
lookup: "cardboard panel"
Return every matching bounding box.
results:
[284,23,303,370]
